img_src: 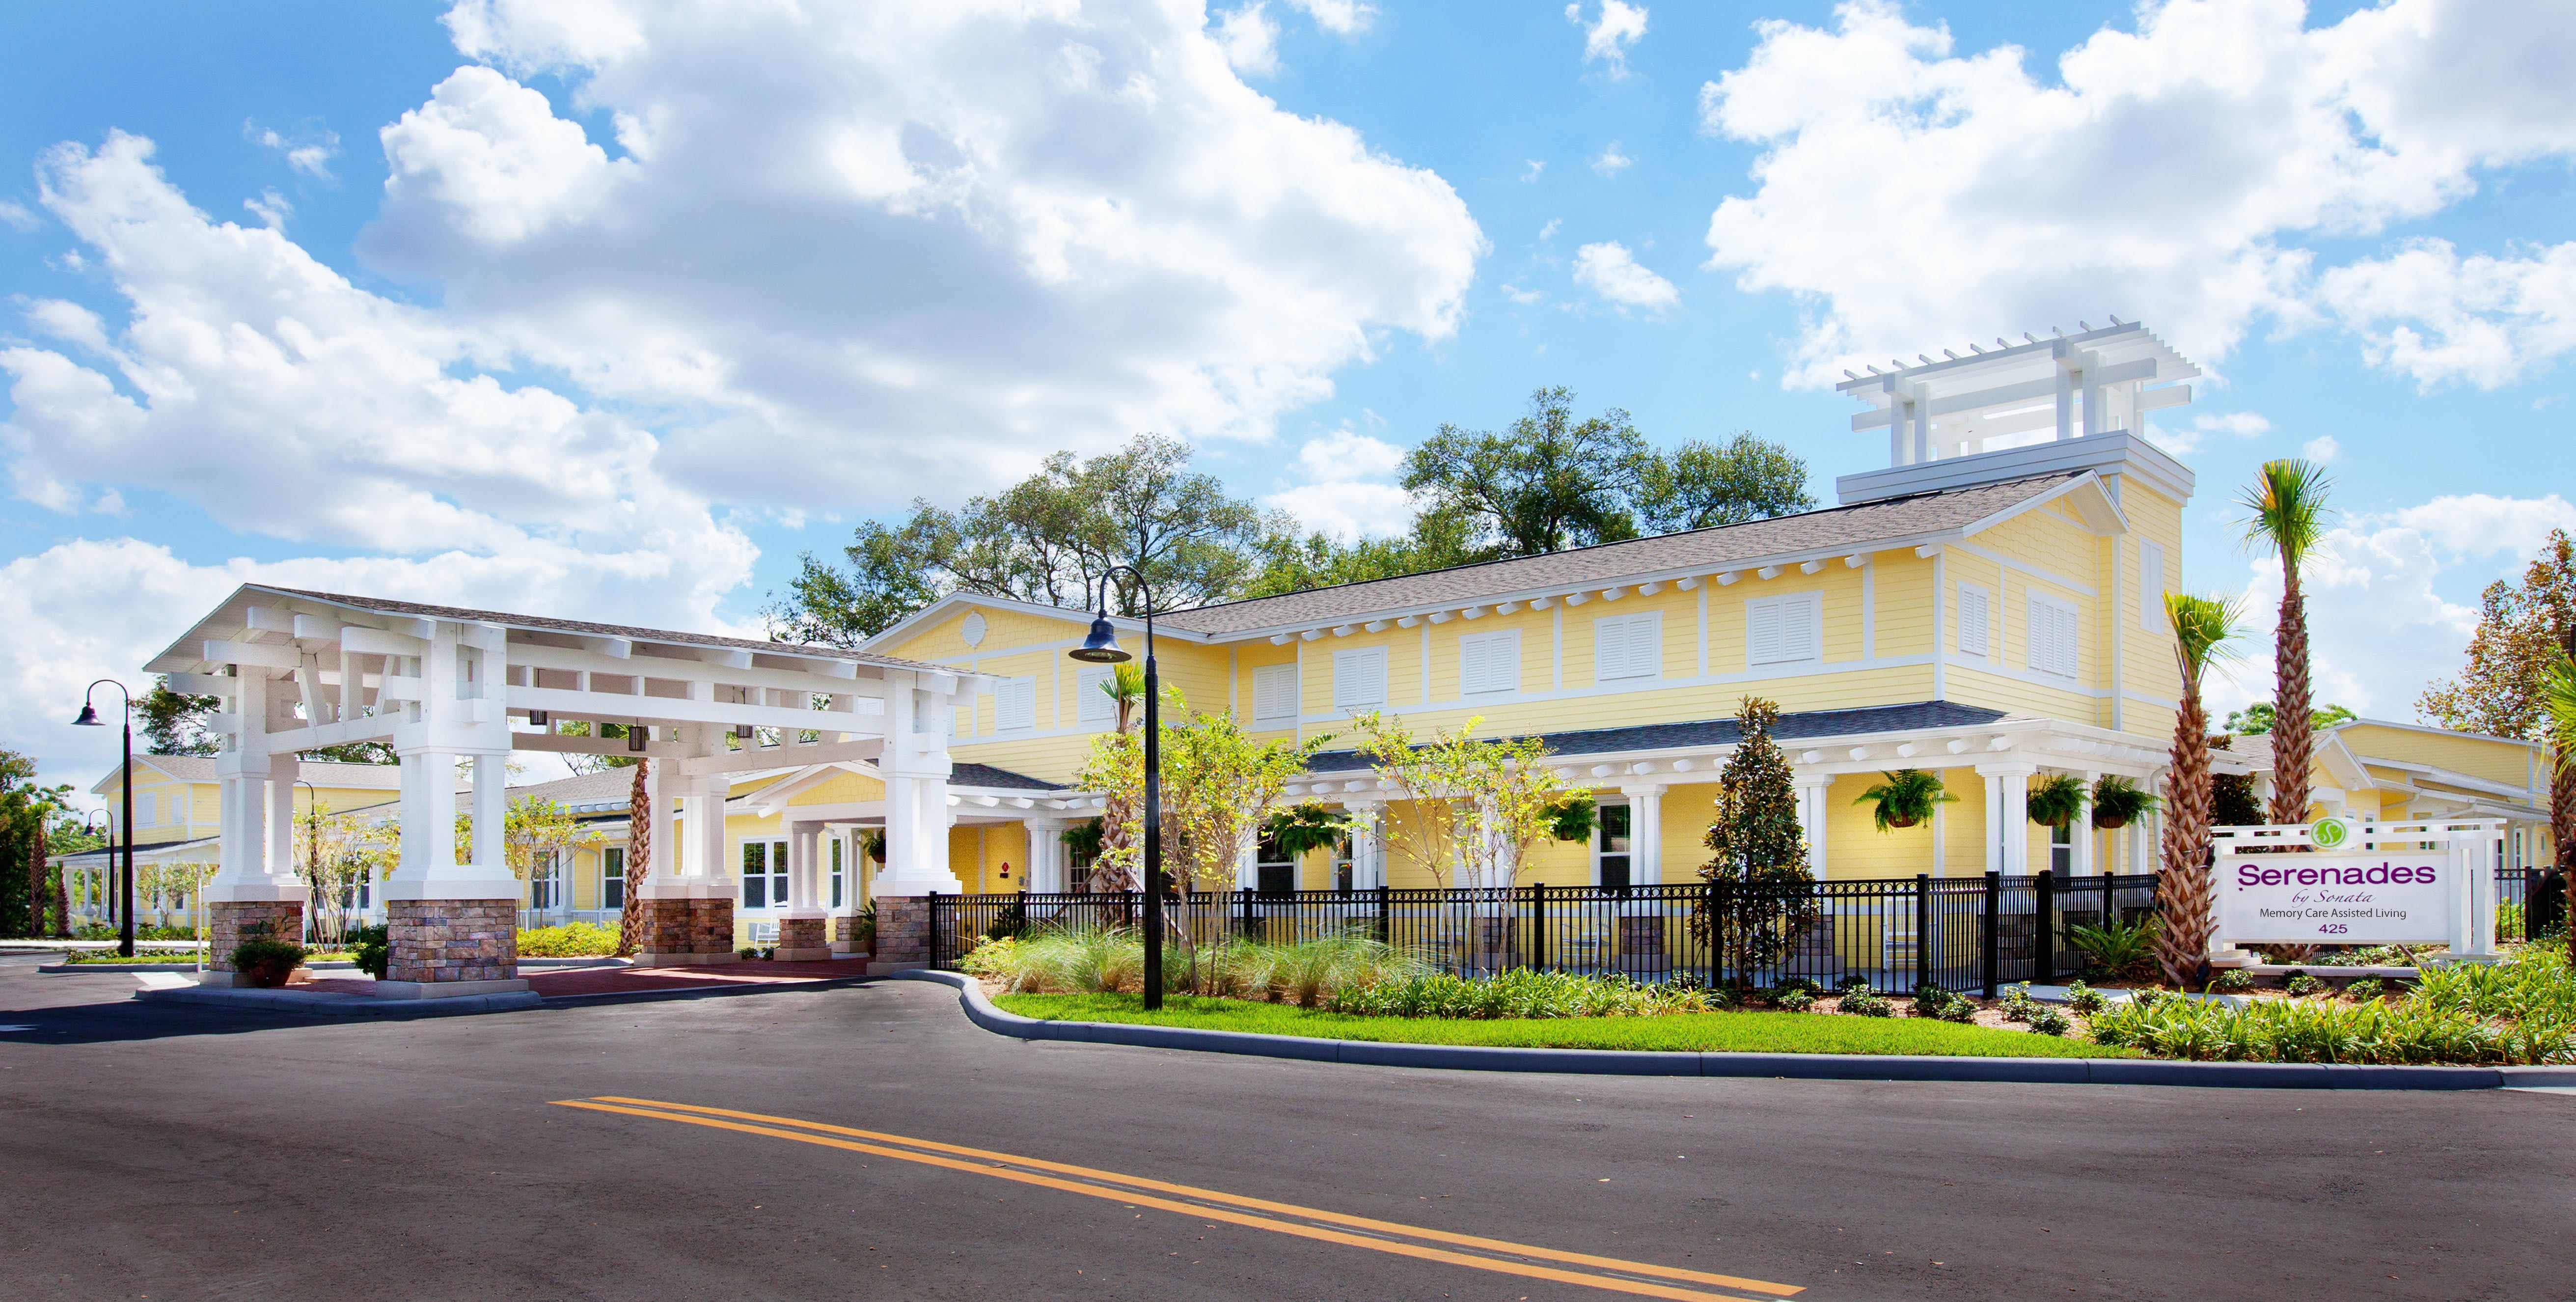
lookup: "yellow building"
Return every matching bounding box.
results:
[63,755,405,928]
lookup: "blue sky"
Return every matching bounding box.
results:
[4,0,2573,786]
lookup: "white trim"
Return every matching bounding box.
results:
[2137,538,2166,631]
[1288,653,1940,723]
[1947,655,2110,699]
[1551,606,1564,691]
[1860,558,1875,659]
[1696,584,1709,678]
[1947,538,2097,599]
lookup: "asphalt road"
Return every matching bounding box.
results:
[1,949,2568,1302]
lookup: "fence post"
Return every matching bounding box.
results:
[2034,870,2055,986]
[1238,885,1253,942]
[1980,871,2001,998]
[1526,884,1545,971]
[1710,878,1729,991]
[927,889,942,970]
[1913,874,1932,993]
[1374,883,1391,945]
[2103,871,2116,928]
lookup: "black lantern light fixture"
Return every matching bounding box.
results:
[72,680,137,957]
[1065,575,1162,1009]
[628,721,649,753]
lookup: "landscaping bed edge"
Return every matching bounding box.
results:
[891,970,2576,1090]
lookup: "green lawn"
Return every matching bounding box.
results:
[995,993,2134,1058]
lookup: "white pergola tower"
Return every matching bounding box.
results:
[147,586,986,995]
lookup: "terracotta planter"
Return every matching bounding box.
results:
[2093,812,2133,830]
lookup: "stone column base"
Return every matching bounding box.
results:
[630,896,742,967]
[831,913,871,958]
[776,915,829,962]
[873,895,929,965]
[387,899,518,985]
[207,900,306,973]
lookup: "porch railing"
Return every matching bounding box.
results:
[926,872,2165,995]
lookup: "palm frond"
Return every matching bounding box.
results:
[2236,458,2336,566]
[2165,590,2245,679]
[2543,653,2576,775]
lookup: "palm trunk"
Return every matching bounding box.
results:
[2267,571,2314,825]
[51,826,70,939]
[2157,680,2216,985]
[2555,756,2574,966]
[618,759,651,957]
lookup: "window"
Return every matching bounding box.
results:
[1957,582,1992,658]
[1332,646,1386,710]
[1458,630,1519,696]
[2051,821,2074,875]
[1252,663,1299,722]
[2139,540,2166,631]
[136,791,158,827]
[1594,613,1661,681]
[1255,833,1296,898]
[529,853,562,911]
[1594,803,1633,893]
[2027,594,2080,679]
[741,839,788,909]
[829,836,844,909]
[1076,665,1116,725]
[1744,593,1821,667]
[1333,833,1355,894]
[601,848,625,910]
[993,676,1036,733]
[1067,826,1099,893]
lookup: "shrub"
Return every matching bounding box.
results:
[229,923,307,989]
[350,923,389,979]
[2212,969,2252,993]
[1332,969,1710,1020]
[1775,987,1815,1013]
[2082,951,2576,1065]
[518,921,620,958]
[1838,983,1893,1017]
[2026,1005,2073,1036]
[1999,982,2035,1022]
[2345,977,2385,1002]
[2063,916,2162,981]
[2284,971,2324,997]
[1911,984,1975,1022]
[738,946,761,961]
[2062,979,2108,1016]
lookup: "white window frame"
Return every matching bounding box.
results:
[528,852,562,911]
[2139,540,2166,632]
[1592,801,1634,889]
[1956,582,1992,659]
[601,847,626,911]
[135,790,158,827]
[1332,646,1387,711]
[1742,593,1821,668]
[741,837,789,910]
[2027,591,2080,680]
[1075,665,1116,727]
[1593,612,1663,682]
[1457,629,1520,697]
[993,675,1037,734]
[1252,663,1299,723]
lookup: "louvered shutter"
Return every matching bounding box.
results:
[1077,666,1114,723]
[1746,602,1781,665]
[1334,648,1385,708]
[1461,635,1491,695]
[1959,586,1989,656]
[996,677,1035,731]
[1784,595,1819,663]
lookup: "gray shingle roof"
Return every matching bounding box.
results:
[1154,474,2081,637]
[1304,700,2015,772]
[954,763,1063,791]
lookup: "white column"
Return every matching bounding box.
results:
[2072,770,2097,876]
[1347,803,1383,889]
[1796,776,1832,874]
[691,770,730,886]
[470,753,505,877]
[1621,785,1666,886]
[1975,764,2037,876]
[1024,818,1068,892]
[873,674,965,896]
[1981,770,2005,875]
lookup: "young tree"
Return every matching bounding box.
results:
[1693,698,1820,985]
[1079,663,1148,893]
[1349,711,1584,891]
[2239,459,2335,826]
[2157,591,2244,986]
[2420,528,2576,866]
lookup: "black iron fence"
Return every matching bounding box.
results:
[928,872,2162,995]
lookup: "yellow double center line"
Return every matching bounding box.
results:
[555,1096,1802,1301]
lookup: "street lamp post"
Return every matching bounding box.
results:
[81,812,106,931]
[1067,568,1164,1011]
[72,680,136,958]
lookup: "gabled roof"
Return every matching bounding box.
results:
[146,584,957,678]
[1148,473,2101,639]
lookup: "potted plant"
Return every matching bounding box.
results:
[229,921,308,989]
[1855,769,1956,831]
[1544,792,1597,843]
[2090,775,2160,830]
[859,828,887,864]
[2026,773,2087,828]
[1262,802,1351,860]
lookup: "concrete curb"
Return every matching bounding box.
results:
[893,971,2576,1091]
[133,986,542,1019]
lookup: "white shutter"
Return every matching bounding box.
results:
[1958,584,1990,657]
[1784,594,1820,663]
[1596,615,1659,680]
[1746,601,1781,666]
[1077,666,1114,724]
[1460,631,1518,695]
[1252,664,1297,721]
[2028,596,2078,678]
[2139,541,2166,631]
[995,677,1036,732]
[1333,647,1385,709]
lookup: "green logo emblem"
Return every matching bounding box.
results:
[2309,816,2352,849]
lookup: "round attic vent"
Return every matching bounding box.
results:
[960,610,987,648]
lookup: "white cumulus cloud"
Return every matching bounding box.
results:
[1567,1,1648,78]
[1573,241,1678,311]
[2318,237,2576,389]
[1697,0,2576,387]
[1214,3,1282,76]
[1263,427,1414,541]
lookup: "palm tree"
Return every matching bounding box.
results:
[2156,591,2244,986]
[617,758,650,957]
[1087,663,1149,893]
[2238,459,2335,826]
[2541,654,2576,964]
